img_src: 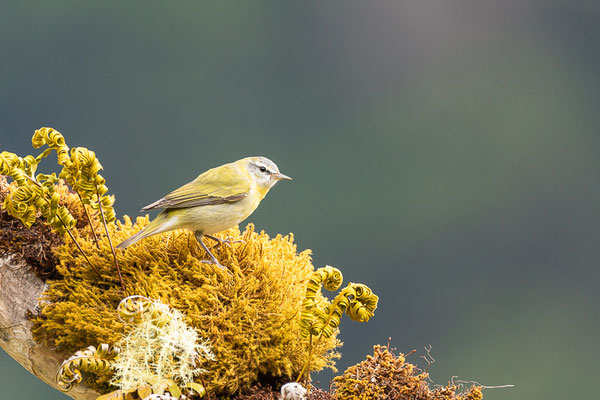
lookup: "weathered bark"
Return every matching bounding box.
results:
[0,254,99,400]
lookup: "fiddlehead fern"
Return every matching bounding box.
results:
[0,151,76,233]
[56,344,120,392]
[299,266,378,339]
[117,295,172,328]
[343,283,378,322]
[30,127,124,290]
[299,265,343,337]
[32,127,116,223]
[315,283,379,339]
[0,128,124,277]
[297,266,379,382]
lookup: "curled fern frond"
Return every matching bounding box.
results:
[117,295,153,323]
[3,186,37,227]
[3,127,125,286]
[117,295,171,327]
[1,168,76,233]
[34,173,77,233]
[0,150,50,186]
[299,266,344,337]
[63,147,115,222]
[0,151,27,185]
[300,267,378,339]
[1,139,100,272]
[344,283,378,323]
[32,127,116,223]
[56,344,120,392]
[316,283,379,338]
[32,127,70,165]
[1,139,77,233]
[297,267,379,382]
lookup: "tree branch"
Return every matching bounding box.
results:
[0,254,100,400]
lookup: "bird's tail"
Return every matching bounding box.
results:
[115,212,172,249]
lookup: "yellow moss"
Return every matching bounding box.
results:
[332,345,484,400]
[31,211,341,395]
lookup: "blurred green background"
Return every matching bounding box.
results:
[1,1,599,399]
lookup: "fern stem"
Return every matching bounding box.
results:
[296,333,313,383]
[77,192,100,249]
[95,186,126,293]
[60,217,102,277]
[297,290,350,382]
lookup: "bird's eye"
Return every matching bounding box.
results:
[259,166,267,173]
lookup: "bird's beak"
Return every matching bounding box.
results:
[272,172,292,181]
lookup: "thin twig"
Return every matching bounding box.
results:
[95,187,126,293]
[77,192,100,249]
[421,344,435,373]
[23,174,42,188]
[453,379,515,389]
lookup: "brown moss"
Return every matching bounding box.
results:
[225,385,278,400]
[31,214,341,396]
[332,345,483,400]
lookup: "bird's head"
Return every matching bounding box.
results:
[240,156,292,192]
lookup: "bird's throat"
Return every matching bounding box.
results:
[256,184,270,200]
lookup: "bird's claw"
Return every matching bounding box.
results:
[205,234,245,249]
[224,237,245,244]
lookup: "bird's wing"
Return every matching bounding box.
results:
[141,164,250,211]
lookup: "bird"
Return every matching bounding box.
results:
[115,156,291,269]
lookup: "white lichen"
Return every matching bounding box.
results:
[280,382,307,400]
[110,298,214,392]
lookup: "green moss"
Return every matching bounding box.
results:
[31,206,340,395]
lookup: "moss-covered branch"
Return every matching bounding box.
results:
[0,129,489,400]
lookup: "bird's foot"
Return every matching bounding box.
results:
[194,231,233,274]
[204,234,245,249]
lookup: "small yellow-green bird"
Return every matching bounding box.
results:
[116,156,291,268]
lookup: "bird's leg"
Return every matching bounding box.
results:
[194,231,226,269]
[204,234,245,250]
